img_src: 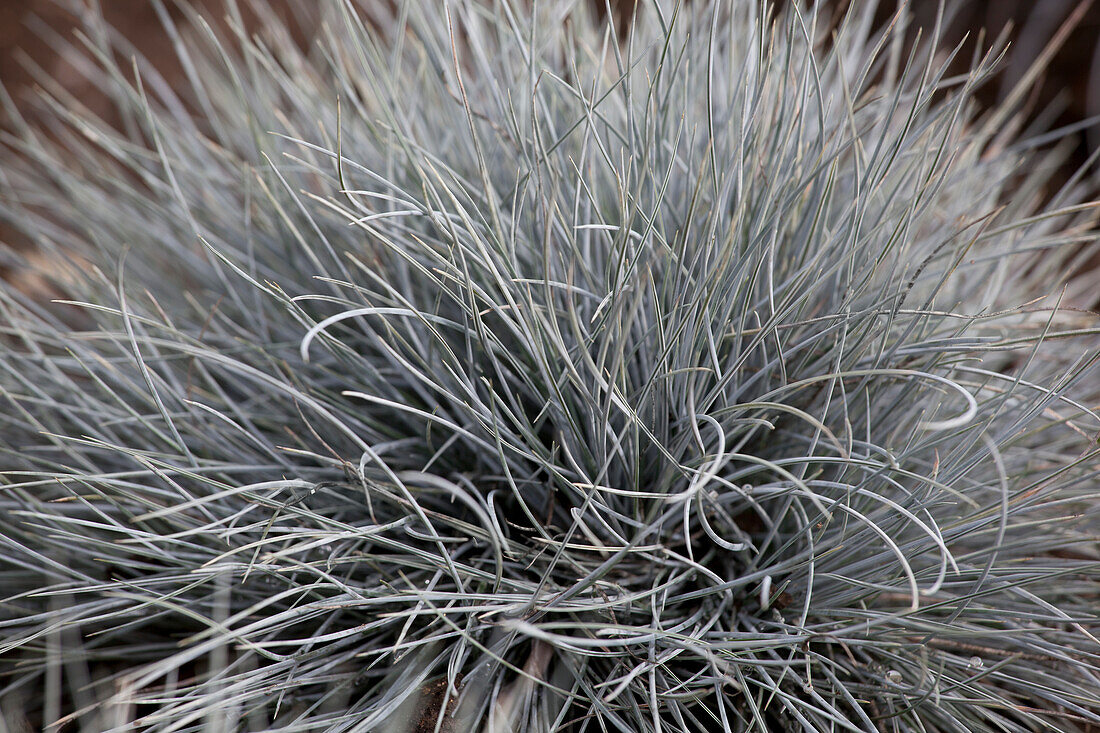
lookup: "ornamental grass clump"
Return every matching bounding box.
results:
[2,1,1099,731]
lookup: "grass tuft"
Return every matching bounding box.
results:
[1,1,1099,731]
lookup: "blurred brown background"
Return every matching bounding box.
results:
[1,0,314,127]
[3,1,1098,144]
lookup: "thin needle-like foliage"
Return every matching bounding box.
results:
[1,1,1099,731]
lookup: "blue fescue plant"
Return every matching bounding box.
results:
[1,0,1099,731]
